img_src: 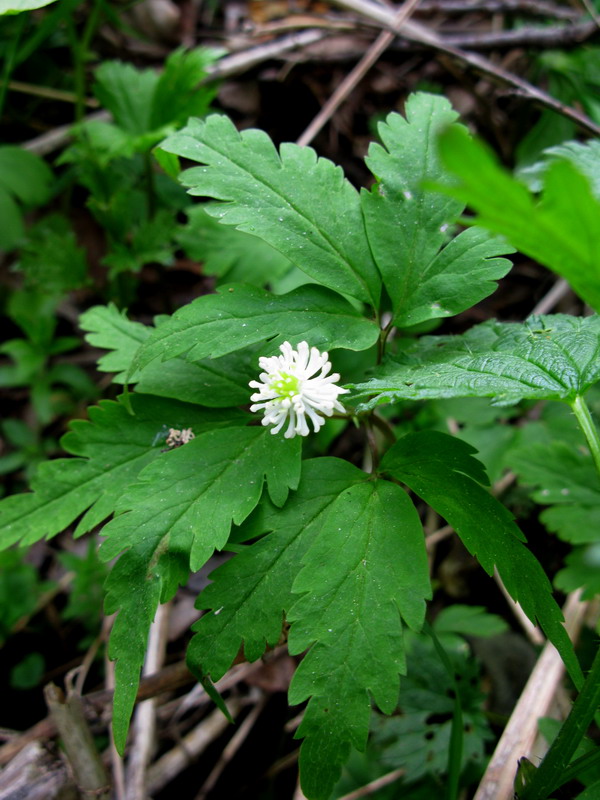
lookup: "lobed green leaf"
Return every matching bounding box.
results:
[437,125,600,312]
[0,395,241,550]
[160,115,381,305]
[362,93,513,326]
[187,458,367,681]
[287,480,431,799]
[132,283,380,372]
[382,431,583,688]
[102,423,301,751]
[81,304,257,407]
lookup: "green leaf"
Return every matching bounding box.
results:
[177,205,293,286]
[0,146,53,207]
[433,605,508,638]
[160,115,381,305]
[0,186,24,251]
[372,637,490,782]
[0,395,244,550]
[101,425,301,571]
[0,0,57,13]
[381,431,583,689]
[287,479,431,800]
[94,61,157,135]
[17,214,88,292]
[133,283,380,372]
[437,125,600,312]
[102,209,177,276]
[362,94,512,326]
[555,544,600,599]
[80,304,260,407]
[102,424,301,750]
[351,315,600,410]
[521,139,600,199]
[187,458,367,681]
[149,47,222,130]
[509,441,600,543]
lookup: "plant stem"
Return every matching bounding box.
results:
[144,150,157,218]
[517,641,600,799]
[570,395,600,481]
[68,0,104,122]
[0,13,27,120]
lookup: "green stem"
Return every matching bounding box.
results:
[68,0,103,122]
[144,150,157,218]
[518,642,600,799]
[570,395,600,481]
[0,13,27,120]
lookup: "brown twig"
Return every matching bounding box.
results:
[296,0,423,147]
[338,768,406,799]
[416,0,581,18]
[145,697,244,794]
[194,691,268,800]
[330,0,600,137]
[473,590,588,800]
[44,682,111,800]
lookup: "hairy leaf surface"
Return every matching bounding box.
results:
[133,283,379,372]
[382,431,583,688]
[351,315,600,410]
[287,480,431,799]
[160,115,381,305]
[0,395,241,549]
[362,93,512,326]
[437,125,600,312]
[102,424,301,751]
[81,304,256,406]
[187,458,368,681]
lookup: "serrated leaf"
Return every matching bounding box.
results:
[0,395,243,550]
[187,458,367,681]
[372,638,490,782]
[177,205,293,286]
[102,209,177,276]
[80,304,257,407]
[381,431,583,688]
[555,545,600,599]
[351,314,600,410]
[102,424,301,751]
[133,283,380,372]
[437,125,600,312]
[508,442,600,544]
[510,442,600,507]
[160,115,381,305]
[149,47,222,130]
[287,479,430,800]
[362,94,512,326]
[101,425,301,570]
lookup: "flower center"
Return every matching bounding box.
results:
[272,372,300,399]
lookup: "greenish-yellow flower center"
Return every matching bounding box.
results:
[272,373,300,398]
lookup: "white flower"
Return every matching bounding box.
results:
[249,341,349,438]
